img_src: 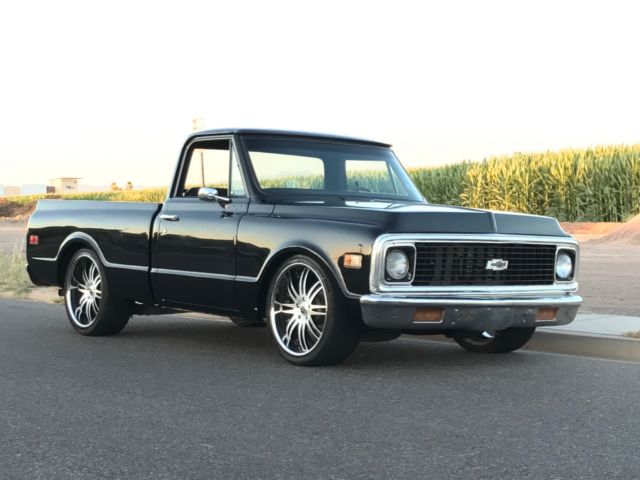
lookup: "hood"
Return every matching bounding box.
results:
[347,201,568,236]
[274,200,569,237]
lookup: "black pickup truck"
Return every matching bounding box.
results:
[26,129,581,365]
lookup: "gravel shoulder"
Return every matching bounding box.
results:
[575,241,640,316]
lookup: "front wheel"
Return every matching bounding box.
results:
[266,255,360,366]
[64,249,131,336]
[453,327,536,353]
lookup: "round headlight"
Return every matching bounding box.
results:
[555,252,573,280]
[386,250,410,280]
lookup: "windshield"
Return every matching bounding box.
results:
[244,137,425,202]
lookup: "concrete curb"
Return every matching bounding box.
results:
[405,330,640,363]
[525,329,640,362]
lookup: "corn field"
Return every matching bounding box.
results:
[3,188,168,205]
[409,144,640,222]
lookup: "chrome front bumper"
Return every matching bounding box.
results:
[360,294,583,331]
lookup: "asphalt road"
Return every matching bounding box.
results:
[1,299,639,479]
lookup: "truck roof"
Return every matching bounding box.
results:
[188,128,392,148]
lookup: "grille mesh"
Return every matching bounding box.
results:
[413,243,556,286]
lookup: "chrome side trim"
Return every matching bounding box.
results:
[235,275,257,282]
[105,263,148,272]
[370,234,580,296]
[153,264,358,300]
[31,232,149,272]
[152,268,235,281]
[38,234,360,298]
[32,256,57,262]
[233,245,361,299]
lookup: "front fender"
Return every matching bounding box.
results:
[234,215,380,321]
[236,215,379,297]
[239,241,357,299]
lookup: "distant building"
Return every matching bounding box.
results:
[21,184,48,195]
[0,185,21,197]
[49,177,81,193]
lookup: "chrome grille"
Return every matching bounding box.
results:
[413,243,556,286]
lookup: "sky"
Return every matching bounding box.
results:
[1,0,639,187]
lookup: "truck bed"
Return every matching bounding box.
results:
[27,200,162,304]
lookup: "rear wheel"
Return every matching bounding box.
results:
[64,249,131,336]
[266,255,360,366]
[454,327,536,353]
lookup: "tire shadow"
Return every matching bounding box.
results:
[115,315,538,375]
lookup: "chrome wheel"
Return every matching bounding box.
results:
[65,253,102,328]
[269,262,327,357]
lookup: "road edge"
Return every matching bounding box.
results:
[2,295,638,363]
[405,330,640,363]
[525,329,640,362]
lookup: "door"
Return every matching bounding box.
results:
[153,137,248,311]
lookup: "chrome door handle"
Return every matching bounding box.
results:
[159,214,180,222]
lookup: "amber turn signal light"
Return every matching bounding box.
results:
[343,254,363,269]
[536,308,558,321]
[414,308,444,323]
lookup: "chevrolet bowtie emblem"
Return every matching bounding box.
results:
[486,258,509,271]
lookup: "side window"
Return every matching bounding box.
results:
[345,159,407,195]
[181,140,230,197]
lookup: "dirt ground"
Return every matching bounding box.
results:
[574,239,640,316]
[2,219,638,316]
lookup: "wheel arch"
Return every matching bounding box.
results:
[252,244,360,322]
[55,233,108,286]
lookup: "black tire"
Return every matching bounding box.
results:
[63,248,131,336]
[229,316,265,328]
[454,327,536,353]
[266,255,360,366]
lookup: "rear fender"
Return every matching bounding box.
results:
[39,232,154,304]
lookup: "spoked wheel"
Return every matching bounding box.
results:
[454,327,536,353]
[271,262,328,355]
[267,255,360,366]
[64,249,131,336]
[66,253,103,328]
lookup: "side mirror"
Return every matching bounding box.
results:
[198,187,231,205]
